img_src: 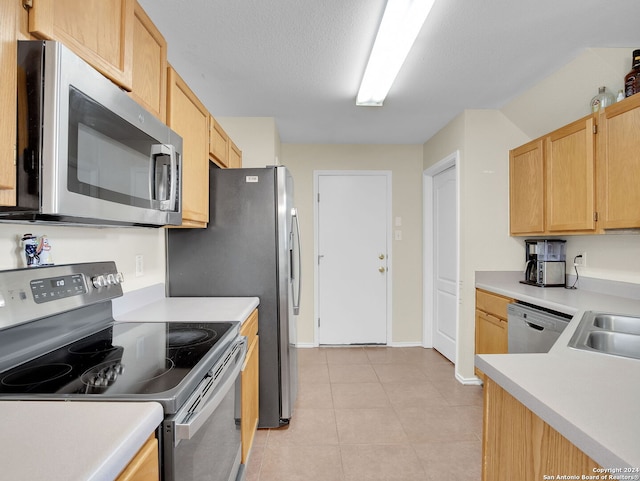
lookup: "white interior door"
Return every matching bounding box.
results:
[316,172,390,345]
[432,166,457,361]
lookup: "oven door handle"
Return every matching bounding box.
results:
[174,339,246,444]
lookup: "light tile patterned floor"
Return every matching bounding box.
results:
[245,346,483,481]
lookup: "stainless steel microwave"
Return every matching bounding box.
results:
[3,40,182,227]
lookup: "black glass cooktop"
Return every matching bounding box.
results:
[0,321,234,396]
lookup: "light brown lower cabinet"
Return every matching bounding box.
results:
[475,289,512,381]
[115,435,159,481]
[240,309,259,464]
[482,377,600,481]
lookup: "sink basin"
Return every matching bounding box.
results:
[568,311,640,360]
[585,331,640,359]
[593,314,640,335]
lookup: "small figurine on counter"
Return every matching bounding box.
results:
[21,233,39,267]
[37,235,54,266]
[20,233,54,267]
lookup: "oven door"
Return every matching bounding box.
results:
[162,337,247,481]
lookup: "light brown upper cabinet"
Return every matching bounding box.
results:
[209,116,230,168]
[228,139,242,169]
[130,2,167,122]
[0,0,18,206]
[509,139,545,235]
[209,116,243,169]
[167,66,210,228]
[545,115,596,233]
[597,94,640,230]
[509,115,596,235]
[26,0,134,90]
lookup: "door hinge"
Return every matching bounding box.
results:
[593,124,597,134]
[317,318,320,327]
[594,211,598,222]
[317,193,320,202]
[22,0,32,10]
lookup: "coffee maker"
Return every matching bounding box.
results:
[521,239,566,287]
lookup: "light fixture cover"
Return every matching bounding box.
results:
[356,0,435,106]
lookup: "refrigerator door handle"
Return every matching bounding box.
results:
[291,207,302,315]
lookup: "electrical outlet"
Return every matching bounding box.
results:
[575,252,587,268]
[135,255,144,277]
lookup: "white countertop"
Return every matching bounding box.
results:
[0,401,163,481]
[115,296,260,324]
[475,271,640,469]
[476,270,640,315]
[112,283,259,325]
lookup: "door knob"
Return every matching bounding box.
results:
[378,266,386,273]
[378,254,385,260]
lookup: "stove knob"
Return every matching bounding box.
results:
[106,274,117,286]
[92,275,107,288]
[106,367,118,382]
[115,272,125,284]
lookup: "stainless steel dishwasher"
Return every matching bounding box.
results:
[508,302,572,353]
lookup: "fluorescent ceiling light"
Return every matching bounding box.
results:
[356,0,435,106]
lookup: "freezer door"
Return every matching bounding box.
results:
[276,166,299,423]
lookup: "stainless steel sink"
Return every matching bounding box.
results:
[568,311,640,360]
[593,314,640,335]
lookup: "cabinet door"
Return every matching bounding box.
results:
[115,435,159,481]
[228,139,242,169]
[545,115,596,232]
[483,378,600,481]
[0,0,18,205]
[209,116,229,168]
[598,94,640,229]
[475,310,508,355]
[509,139,545,235]
[240,310,259,463]
[28,0,134,90]
[130,2,167,122]
[241,335,259,464]
[167,66,209,227]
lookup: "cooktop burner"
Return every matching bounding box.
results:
[0,321,234,396]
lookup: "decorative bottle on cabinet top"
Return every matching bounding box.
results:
[624,49,640,98]
[590,86,615,112]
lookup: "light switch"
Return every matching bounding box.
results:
[394,230,402,241]
[395,216,402,226]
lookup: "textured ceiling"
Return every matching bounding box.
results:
[138,0,640,144]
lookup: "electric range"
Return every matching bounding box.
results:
[0,261,247,481]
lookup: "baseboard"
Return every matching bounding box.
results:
[387,341,423,347]
[455,371,483,385]
[295,342,425,348]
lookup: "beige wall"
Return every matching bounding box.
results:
[501,48,630,139]
[217,117,281,168]
[0,224,166,293]
[281,144,424,345]
[423,110,528,380]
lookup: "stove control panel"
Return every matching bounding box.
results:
[0,261,123,330]
[30,273,86,304]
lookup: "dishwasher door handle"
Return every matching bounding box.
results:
[525,321,545,331]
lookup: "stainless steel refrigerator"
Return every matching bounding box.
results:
[166,165,301,428]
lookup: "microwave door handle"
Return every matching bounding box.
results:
[149,144,178,211]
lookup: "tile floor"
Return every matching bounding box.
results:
[245,346,484,481]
